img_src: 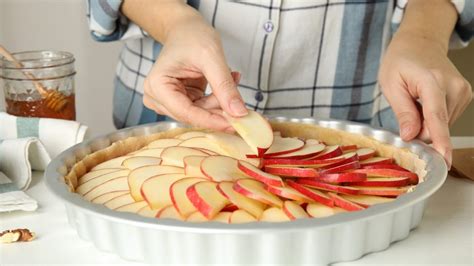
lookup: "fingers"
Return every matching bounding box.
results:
[418,73,453,168]
[200,53,247,117]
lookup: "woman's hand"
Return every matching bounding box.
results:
[122,1,247,131]
[379,31,472,167]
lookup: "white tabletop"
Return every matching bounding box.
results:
[1,137,473,265]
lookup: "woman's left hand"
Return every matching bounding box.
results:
[379,31,472,168]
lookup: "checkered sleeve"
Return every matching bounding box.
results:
[392,0,474,48]
[86,0,147,42]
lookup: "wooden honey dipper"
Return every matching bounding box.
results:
[0,45,68,112]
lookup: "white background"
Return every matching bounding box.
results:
[0,0,121,137]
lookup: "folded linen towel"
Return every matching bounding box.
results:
[0,171,37,212]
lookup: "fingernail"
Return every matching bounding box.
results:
[230,98,248,116]
[444,149,452,169]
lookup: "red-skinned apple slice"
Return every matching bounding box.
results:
[178,137,225,155]
[262,156,346,168]
[161,146,209,167]
[187,181,230,219]
[264,166,319,178]
[295,179,359,195]
[306,203,346,218]
[233,179,283,207]
[115,201,148,213]
[247,137,305,158]
[353,186,409,196]
[91,190,129,204]
[76,169,130,195]
[328,192,365,211]
[141,173,186,209]
[221,204,239,212]
[310,145,343,160]
[359,157,393,166]
[170,177,207,217]
[229,210,257,223]
[217,182,267,218]
[350,168,419,185]
[206,132,261,167]
[223,110,273,156]
[259,207,290,222]
[341,145,358,152]
[362,164,408,171]
[316,152,359,170]
[264,184,314,202]
[104,194,135,210]
[83,177,129,201]
[137,206,161,218]
[92,156,130,170]
[129,165,184,201]
[79,168,123,185]
[147,138,183,149]
[186,211,209,222]
[267,143,325,160]
[350,177,410,187]
[340,194,395,207]
[237,160,283,187]
[131,148,164,158]
[282,201,310,220]
[212,212,232,223]
[183,156,207,178]
[319,161,361,175]
[313,172,367,183]
[122,156,162,170]
[286,180,334,207]
[175,131,207,140]
[200,155,249,182]
[355,148,376,161]
[156,205,185,220]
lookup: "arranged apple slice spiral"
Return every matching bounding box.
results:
[77,111,420,223]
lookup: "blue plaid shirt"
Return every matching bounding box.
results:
[86,0,473,131]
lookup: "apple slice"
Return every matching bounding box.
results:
[315,173,367,183]
[83,177,129,201]
[217,182,267,218]
[170,177,207,217]
[353,186,410,196]
[237,160,283,187]
[356,148,376,161]
[223,110,273,157]
[178,137,225,155]
[259,207,290,222]
[362,164,408,171]
[262,156,346,168]
[79,168,123,185]
[264,184,314,202]
[360,157,393,166]
[268,143,325,160]
[76,169,130,195]
[104,193,135,210]
[229,210,257,223]
[286,180,334,207]
[115,201,148,213]
[350,168,419,185]
[328,192,365,211]
[222,204,239,212]
[311,145,343,160]
[340,194,395,207]
[233,179,283,207]
[206,132,261,167]
[187,181,230,219]
[317,152,359,170]
[200,156,249,182]
[295,179,359,195]
[183,156,207,178]
[247,137,305,158]
[282,201,310,220]
[350,177,411,187]
[306,203,346,218]
[175,131,207,140]
[156,205,185,220]
[319,161,361,175]
[122,156,162,170]
[264,166,319,178]
[147,138,183,149]
[91,190,129,204]
[131,148,164,158]
[129,165,184,201]
[161,146,209,167]
[141,173,186,209]
[137,206,161,218]
[91,156,130,170]
[212,212,232,223]
[186,211,209,222]
[341,145,358,152]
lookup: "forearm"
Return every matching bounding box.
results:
[397,0,458,52]
[121,0,202,43]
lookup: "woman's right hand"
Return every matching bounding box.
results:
[129,4,247,131]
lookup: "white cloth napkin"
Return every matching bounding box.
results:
[0,171,37,212]
[0,112,89,212]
